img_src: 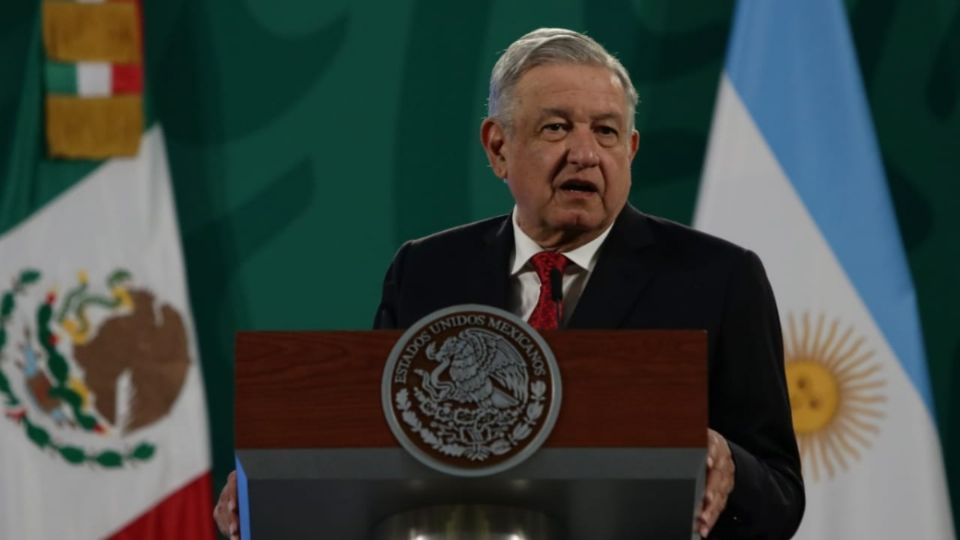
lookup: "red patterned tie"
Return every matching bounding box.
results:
[528,252,569,331]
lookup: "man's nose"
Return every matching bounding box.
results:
[566,127,600,169]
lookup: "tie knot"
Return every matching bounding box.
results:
[530,251,569,280]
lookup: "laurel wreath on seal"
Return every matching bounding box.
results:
[0,269,156,468]
[395,380,547,461]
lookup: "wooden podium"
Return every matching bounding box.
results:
[235,330,707,539]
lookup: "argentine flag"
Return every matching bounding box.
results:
[694,0,956,538]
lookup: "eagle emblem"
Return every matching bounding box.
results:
[418,328,528,409]
[0,268,190,467]
[383,305,561,476]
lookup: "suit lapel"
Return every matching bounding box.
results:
[475,215,513,311]
[567,205,661,329]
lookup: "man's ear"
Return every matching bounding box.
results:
[480,118,508,179]
[628,129,640,162]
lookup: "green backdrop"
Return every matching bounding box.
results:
[1,0,957,532]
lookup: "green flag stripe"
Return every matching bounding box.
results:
[45,61,77,95]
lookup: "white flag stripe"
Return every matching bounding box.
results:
[76,62,111,97]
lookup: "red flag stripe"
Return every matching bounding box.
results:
[107,471,216,540]
[111,64,143,94]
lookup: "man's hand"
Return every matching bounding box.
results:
[213,470,240,540]
[696,429,735,538]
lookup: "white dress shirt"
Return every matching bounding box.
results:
[508,208,614,325]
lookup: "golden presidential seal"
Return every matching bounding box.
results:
[382,305,562,477]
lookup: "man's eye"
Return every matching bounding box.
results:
[542,123,567,133]
[595,126,620,146]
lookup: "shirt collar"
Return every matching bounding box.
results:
[509,207,614,275]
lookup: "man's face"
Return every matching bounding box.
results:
[482,63,639,249]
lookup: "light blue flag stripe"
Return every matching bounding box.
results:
[724,0,934,413]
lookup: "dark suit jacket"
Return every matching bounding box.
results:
[374,204,804,539]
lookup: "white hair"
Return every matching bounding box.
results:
[487,28,639,128]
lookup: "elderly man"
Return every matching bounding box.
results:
[216,28,804,539]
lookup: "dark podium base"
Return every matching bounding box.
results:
[237,448,704,540]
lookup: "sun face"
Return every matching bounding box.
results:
[784,312,886,482]
[788,361,840,434]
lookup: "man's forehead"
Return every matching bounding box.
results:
[517,74,627,118]
[514,65,627,112]
[517,63,624,92]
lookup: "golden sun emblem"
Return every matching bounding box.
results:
[784,312,886,482]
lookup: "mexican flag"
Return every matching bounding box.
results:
[694,0,955,537]
[0,2,214,538]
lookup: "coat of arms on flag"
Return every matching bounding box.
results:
[1,268,193,468]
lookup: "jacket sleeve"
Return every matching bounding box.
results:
[709,249,805,539]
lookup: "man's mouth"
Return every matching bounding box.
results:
[559,180,598,193]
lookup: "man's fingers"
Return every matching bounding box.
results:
[697,429,736,538]
[698,485,731,537]
[698,500,721,537]
[699,488,719,520]
[698,484,731,536]
[696,492,728,539]
[214,471,240,536]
